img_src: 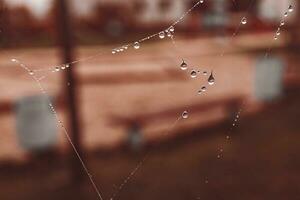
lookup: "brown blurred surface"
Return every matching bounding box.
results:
[0,88,299,200]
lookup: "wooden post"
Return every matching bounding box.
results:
[55,0,84,181]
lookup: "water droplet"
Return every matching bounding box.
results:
[11,58,18,63]
[169,26,175,33]
[55,66,60,72]
[112,50,116,54]
[182,111,189,119]
[201,86,207,92]
[226,135,230,140]
[119,48,124,52]
[166,30,172,37]
[280,21,285,26]
[200,0,204,3]
[276,28,281,36]
[190,70,197,78]
[29,70,34,75]
[284,12,288,17]
[180,60,188,70]
[241,17,247,25]
[288,5,293,13]
[159,31,165,39]
[61,65,66,70]
[203,71,208,75]
[133,42,140,49]
[208,72,215,85]
[274,35,278,40]
[65,64,70,68]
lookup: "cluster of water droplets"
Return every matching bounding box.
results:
[52,64,70,73]
[179,59,215,96]
[112,45,129,54]
[274,5,294,40]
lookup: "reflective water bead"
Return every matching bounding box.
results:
[203,71,208,75]
[133,42,140,49]
[241,17,247,25]
[159,31,165,39]
[166,31,172,37]
[169,26,175,33]
[288,5,293,13]
[29,70,34,75]
[182,111,189,119]
[200,0,204,3]
[55,66,60,72]
[180,60,188,70]
[190,70,197,78]
[208,71,215,85]
[112,50,116,54]
[284,12,288,17]
[280,21,285,26]
[11,58,18,62]
[201,86,207,92]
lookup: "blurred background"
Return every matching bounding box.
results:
[0,0,300,199]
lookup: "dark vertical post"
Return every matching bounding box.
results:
[55,0,83,181]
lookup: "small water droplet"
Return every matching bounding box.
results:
[276,28,281,36]
[11,58,18,63]
[201,86,206,92]
[208,72,215,85]
[288,5,293,13]
[182,111,189,119]
[241,17,247,25]
[133,42,140,49]
[169,26,175,33]
[200,0,204,3]
[203,71,208,75]
[274,35,278,40]
[55,66,60,72]
[166,31,172,37]
[190,70,197,78]
[112,50,116,54]
[159,31,165,39]
[284,12,288,17]
[180,60,188,70]
[61,65,66,70]
[29,70,34,75]
[280,21,285,26]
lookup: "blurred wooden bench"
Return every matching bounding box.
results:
[109,96,244,148]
